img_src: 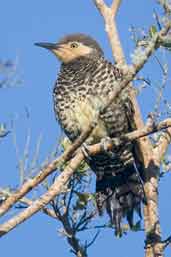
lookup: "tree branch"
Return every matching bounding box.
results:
[1,20,170,220]
[93,0,125,64]
[0,188,57,219]
[111,0,122,17]
[158,0,171,14]
[1,3,171,256]
[0,150,84,237]
[92,2,171,257]
[154,127,171,164]
[0,120,171,237]
[0,125,95,217]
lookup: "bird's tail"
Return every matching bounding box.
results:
[95,163,146,236]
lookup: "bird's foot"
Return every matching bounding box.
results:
[81,143,92,161]
[100,137,112,152]
[100,137,122,154]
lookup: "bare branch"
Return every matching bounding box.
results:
[93,0,108,17]
[154,127,171,164]
[93,0,125,64]
[0,125,95,217]
[0,119,171,237]
[0,188,57,219]
[0,150,84,237]
[158,0,171,14]
[93,1,171,172]
[162,235,171,250]
[92,2,171,257]
[85,230,100,249]
[111,0,122,17]
[122,118,171,142]
[1,21,170,219]
[101,22,171,114]
[1,4,171,256]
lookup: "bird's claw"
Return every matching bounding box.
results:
[100,137,112,152]
[100,137,122,153]
[81,143,92,161]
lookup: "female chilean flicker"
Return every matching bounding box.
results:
[35,33,145,236]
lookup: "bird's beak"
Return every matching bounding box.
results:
[35,41,73,63]
[35,42,60,51]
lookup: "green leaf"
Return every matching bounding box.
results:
[76,192,92,202]
[74,192,93,210]
[149,26,157,37]
[76,160,89,174]
[60,137,72,151]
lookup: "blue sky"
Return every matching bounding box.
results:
[0,0,171,256]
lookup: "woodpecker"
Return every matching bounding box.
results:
[35,33,145,236]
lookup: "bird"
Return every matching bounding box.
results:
[35,33,145,236]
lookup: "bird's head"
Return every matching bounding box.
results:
[35,33,104,64]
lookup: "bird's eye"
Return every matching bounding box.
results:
[70,42,79,49]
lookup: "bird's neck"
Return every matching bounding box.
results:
[63,55,102,71]
[58,56,104,86]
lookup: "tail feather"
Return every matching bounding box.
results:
[95,164,145,236]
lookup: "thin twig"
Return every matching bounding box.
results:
[0,188,57,219]
[0,150,84,237]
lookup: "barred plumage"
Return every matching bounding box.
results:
[36,33,145,236]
